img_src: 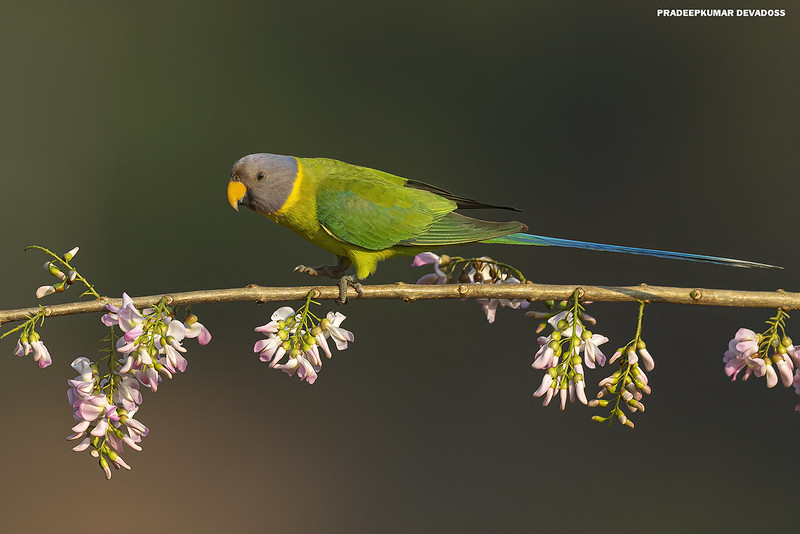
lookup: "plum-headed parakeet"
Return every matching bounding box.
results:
[226,153,776,301]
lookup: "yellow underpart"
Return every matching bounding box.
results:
[348,248,397,279]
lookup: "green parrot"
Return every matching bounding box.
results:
[227,153,776,301]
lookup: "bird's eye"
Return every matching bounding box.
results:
[257,172,265,181]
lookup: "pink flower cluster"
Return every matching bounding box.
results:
[67,357,147,479]
[13,331,52,368]
[66,293,211,479]
[101,293,211,390]
[254,306,353,384]
[531,310,609,409]
[723,328,795,388]
[412,253,529,323]
[724,327,800,415]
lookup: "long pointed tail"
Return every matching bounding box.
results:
[482,233,780,269]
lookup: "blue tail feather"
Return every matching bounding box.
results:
[482,233,779,269]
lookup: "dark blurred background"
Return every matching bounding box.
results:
[1,1,798,532]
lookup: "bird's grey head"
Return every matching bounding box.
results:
[227,153,299,214]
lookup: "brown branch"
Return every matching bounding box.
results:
[1,282,798,326]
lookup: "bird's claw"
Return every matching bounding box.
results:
[294,264,320,277]
[295,263,349,279]
[337,275,363,305]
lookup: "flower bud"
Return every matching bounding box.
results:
[591,415,607,423]
[154,362,172,378]
[62,246,79,262]
[36,285,56,299]
[616,411,628,425]
[525,311,549,320]
[44,261,66,280]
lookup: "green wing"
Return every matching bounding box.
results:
[398,213,526,246]
[312,159,456,250]
[307,158,526,251]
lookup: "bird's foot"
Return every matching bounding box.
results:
[294,264,348,279]
[336,275,363,305]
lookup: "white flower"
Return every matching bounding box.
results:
[36,285,56,298]
[638,348,655,371]
[531,337,557,370]
[320,312,354,351]
[582,334,608,369]
[183,315,212,345]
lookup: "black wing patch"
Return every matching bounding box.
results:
[404,179,522,212]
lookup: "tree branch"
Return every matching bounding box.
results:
[1,282,798,326]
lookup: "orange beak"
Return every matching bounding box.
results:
[227,181,247,211]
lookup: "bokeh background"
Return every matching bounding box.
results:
[1,1,798,532]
